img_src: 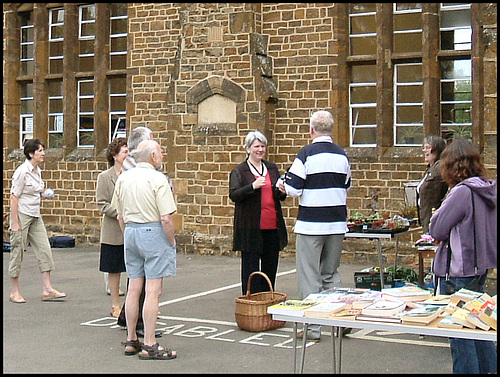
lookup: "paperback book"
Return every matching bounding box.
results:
[438,315,464,329]
[304,301,347,318]
[450,288,483,304]
[478,304,497,331]
[466,310,491,331]
[267,299,318,317]
[381,285,432,302]
[421,295,451,306]
[329,308,362,320]
[400,304,444,325]
[361,299,407,317]
[451,307,476,329]
[355,314,402,323]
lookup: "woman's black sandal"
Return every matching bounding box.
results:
[138,343,177,360]
[121,339,143,356]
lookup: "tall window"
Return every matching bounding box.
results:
[349,3,376,56]
[20,83,34,146]
[440,59,472,139]
[440,3,472,140]
[393,4,422,54]
[48,81,64,148]
[350,65,377,146]
[109,77,127,140]
[394,63,424,145]
[346,3,473,146]
[440,3,472,51]
[79,4,95,72]
[78,80,95,147]
[10,4,128,150]
[20,12,34,76]
[49,8,64,75]
[110,3,128,70]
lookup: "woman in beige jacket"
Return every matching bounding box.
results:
[96,138,129,317]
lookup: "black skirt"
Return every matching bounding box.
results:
[99,243,126,273]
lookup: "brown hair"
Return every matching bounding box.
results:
[440,138,486,187]
[106,137,128,167]
[423,135,446,161]
[23,138,45,160]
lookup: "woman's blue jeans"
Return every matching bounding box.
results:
[438,274,497,374]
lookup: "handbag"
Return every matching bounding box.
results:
[442,186,482,294]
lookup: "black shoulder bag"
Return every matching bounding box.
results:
[441,186,482,295]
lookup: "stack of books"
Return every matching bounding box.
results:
[437,289,497,331]
[267,286,497,332]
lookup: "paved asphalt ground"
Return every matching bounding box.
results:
[3,244,454,374]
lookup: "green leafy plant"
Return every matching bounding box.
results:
[398,203,418,219]
[387,266,419,284]
[350,211,365,222]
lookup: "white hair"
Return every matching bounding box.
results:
[244,130,268,150]
[130,139,158,163]
[128,126,152,151]
[310,110,334,135]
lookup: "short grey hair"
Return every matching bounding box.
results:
[244,130,268,150]
[130,139,158,163]
[310,110,334,135]
[128,126,152,151]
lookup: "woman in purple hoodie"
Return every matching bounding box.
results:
[430,138,497,374]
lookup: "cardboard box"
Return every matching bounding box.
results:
[354,272,394,290]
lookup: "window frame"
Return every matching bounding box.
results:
[343,3,474,148]
[77,79,95,148]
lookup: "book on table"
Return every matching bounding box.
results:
[304,287,371,303]
[355,313,402,323]
[444,299,468,314]
[449,288,483,304]
[340,290,382,308]
[421,295,451,306]
[478,304,497,331]
[329,308,362,321]
[451,307,476,329]
[400,304,444,325]
[438,315,464,329]
[466,309,492,331]
[360,299,407,317]
[303,301,348,318]
[381,285,432,302]
[267,299,318,317]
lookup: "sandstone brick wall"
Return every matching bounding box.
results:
[3,3,497,265]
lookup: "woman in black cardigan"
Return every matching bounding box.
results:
[229,131,288,295]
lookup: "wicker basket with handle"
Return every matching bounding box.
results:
[235,271,287,332]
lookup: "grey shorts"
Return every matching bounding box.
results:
[123,222,176,279]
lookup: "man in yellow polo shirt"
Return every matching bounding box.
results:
[112,139,177,360]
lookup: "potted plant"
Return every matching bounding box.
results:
[366,212,383,228]
[349,211,365,232]
[398,203,418,220]
[387,265,419,286]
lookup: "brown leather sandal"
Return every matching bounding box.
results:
[121,339,143,356]
[138,343,177,360]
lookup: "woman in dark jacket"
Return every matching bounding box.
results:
[416,135,449,233]
[229,131,288,295]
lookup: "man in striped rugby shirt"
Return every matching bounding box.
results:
[284,110,351,341]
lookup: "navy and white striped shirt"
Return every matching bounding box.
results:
[284,135,351,235]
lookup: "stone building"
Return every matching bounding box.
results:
[3,4,497,264]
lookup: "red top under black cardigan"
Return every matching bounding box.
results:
[229,159,288,254]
